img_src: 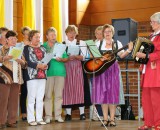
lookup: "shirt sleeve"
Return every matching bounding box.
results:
[23,46,38,69]
[117,40,125,56]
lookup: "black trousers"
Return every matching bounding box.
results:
[20,81,27,114]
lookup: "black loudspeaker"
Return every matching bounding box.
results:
[112,18,138,60]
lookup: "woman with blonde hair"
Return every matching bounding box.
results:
[62,25,87,121]
[92,24,133,127]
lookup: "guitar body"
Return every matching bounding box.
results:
[83,51,116,76]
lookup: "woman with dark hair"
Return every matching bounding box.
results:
[0,30,26,128]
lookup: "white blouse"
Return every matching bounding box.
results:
[95,39,124,56]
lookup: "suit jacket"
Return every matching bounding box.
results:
[143,33,160,87]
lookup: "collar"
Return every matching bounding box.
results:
[150,30,160,38]
[65,39,77,46]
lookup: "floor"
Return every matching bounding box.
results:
[4,119,143,130]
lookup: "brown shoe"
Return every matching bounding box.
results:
[7,123,17,128]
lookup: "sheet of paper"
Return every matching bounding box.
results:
[41,53,55,64]
[79,40,88,57]
[67,45,80,56]
[53,43,66,58]
[85,40,102,58]
[8,46,23,60]
[16,42,24,48]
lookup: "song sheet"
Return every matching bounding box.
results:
[85,40,102,58]
[41,44,66,64]
[79,40,88,57]
[53,43,66,58]
[41,53,55,64]
[8,46,23,60]
[67,45,80,56]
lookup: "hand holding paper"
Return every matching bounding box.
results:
[53,44,66,58]
[67,45,80,56]
[8,46,23,60]
[41,53,55,64]
[41,43,66,64]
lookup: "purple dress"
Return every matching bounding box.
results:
[92,61,120,104]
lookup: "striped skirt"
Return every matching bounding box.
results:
[92,61,120,104]
[62,60,84,105]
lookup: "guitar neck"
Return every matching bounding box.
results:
[112,44,128,55]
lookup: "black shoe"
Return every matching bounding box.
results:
[22,117,27,121]
[65,114,72,121]
[101,120,110,127]
[109,120,116,127]
[80,114,86,120]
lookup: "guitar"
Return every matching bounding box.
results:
[83,44,128,76]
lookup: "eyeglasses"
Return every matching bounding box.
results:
[150,21,157,24]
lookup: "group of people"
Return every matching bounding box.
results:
[0,25,91,128]
[0,11,160,130]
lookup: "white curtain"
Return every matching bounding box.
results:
[61,0,69,41]
[5,0,13,29]
[35,0,43,42]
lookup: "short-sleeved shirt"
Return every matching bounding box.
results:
[43,42,68,77]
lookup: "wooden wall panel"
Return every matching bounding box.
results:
[69,0,77,12]
[69,0,77,25]
[43,0,52,41]
[77,0,90,12]
[77,12,90,25]
[43,0,52,8]
[75,0,160,25]
[77,0,90,25]
[69,0,91,25]
[69,12,77,25]
[16,0,23,41]
[91,7,160,25]
[90,0,160,13]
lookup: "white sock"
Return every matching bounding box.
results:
[66,108,72,115]
[79,106,85,115]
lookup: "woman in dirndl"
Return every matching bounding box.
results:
[63,25,91,121]
[92,24,133,127]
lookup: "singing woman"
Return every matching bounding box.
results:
[0,30,26,128]
[62,25,88,121]
[92,24,133,127]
